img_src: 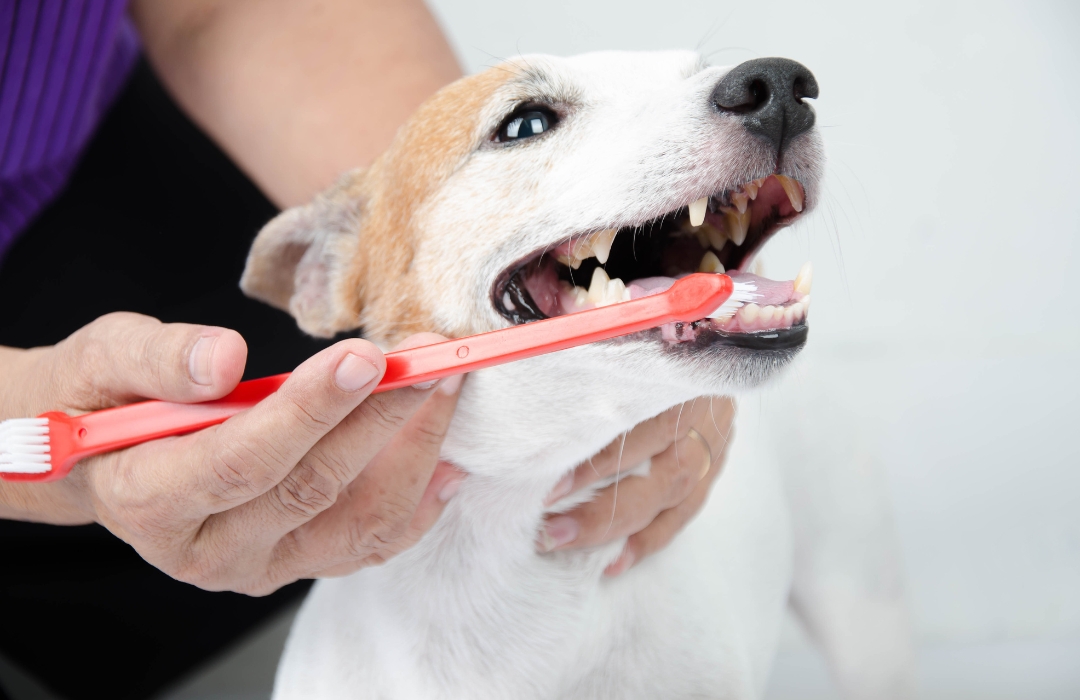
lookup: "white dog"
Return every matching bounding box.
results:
[241,50,914,699]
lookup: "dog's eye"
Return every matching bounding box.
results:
[496,108,557,143]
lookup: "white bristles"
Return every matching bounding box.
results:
[0,417,52,473]
[707,282,760,319]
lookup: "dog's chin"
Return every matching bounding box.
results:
[605,325,807,394]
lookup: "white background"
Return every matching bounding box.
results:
[421,1,1080,697]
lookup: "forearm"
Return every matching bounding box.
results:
[130,0,462,208]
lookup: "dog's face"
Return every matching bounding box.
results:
[242,50,824,472]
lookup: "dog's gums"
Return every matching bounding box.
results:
[494,173,811,347]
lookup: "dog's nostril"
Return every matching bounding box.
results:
[711,57,819,156]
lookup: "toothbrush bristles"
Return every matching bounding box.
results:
[0,417,52,473]
[707,282,759,319]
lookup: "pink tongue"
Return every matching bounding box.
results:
[627,272,795,305]
[726,271,795,305]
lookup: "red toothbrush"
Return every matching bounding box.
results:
[0,273,754,482]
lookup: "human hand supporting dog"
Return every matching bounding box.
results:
[0,313,465,595]
[538,396,735,576]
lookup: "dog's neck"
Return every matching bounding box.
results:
[355,343,711,687]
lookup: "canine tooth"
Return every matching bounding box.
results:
[775,174,804,212]
[587,267,610,305]
[739,303,760,324]
[689,197,708,227]
[590,228,617,265]
[698,251,725,273]
[725,209,751,246]
[731,191,749,214]
[743,181,760,200]
[793,261,813,295]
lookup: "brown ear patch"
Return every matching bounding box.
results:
[241,170,367,337]
[242,68,513,344]
[338,68,513,345]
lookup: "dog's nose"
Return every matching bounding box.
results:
[712,58,819,154]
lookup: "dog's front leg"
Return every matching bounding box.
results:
[776,392,917,700]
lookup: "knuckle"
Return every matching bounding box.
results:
[355,397,412,436]
[205,441,280,505]
[345,497,415,559]
[272,461,344,520]
[281,387,338,437]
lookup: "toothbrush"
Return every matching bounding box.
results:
[0,273,755,482]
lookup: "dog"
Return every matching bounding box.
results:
[241,50,914,699]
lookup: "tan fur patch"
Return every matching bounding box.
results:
[336,68,512,345]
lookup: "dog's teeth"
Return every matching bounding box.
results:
[739,303,760,324]
[698,251,725,273]
[725,209,751,246]
[696,230,711,248]
[703,223,727,251]
[760,305,779,325]
[793,261,813,294]
[688,197,708,227]
[574,286,589,307]
[556,253,583,269]
[731,191,749,214]
[587,267,610,305]
[605,277,629,306]
[744,181,760,200]
[775,174,804,212]
[590,228,617,265]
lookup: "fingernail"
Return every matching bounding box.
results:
[537,515,578,552]
[335,353,380,392]
[438,474,465,502]
[188,335,217,386]
[604,548,635,577]
[411,379,439,390]
[437,372,464,396]
[544,472,575,505]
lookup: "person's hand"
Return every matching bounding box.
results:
[0,312,465,595]
[537,396,735,576]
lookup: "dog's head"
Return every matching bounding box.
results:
[242,51,824,469]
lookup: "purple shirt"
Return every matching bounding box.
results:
[0,0,139,262]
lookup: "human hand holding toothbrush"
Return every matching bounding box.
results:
[0,313,467,594]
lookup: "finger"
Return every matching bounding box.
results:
[130,337,388,518]
[308,460,466,579]
[605,445,725,576]
[268,376,464,581]
[544,398,713,505]
[606,410,735,576]
[43,312,248,411]
[538,430,710,552]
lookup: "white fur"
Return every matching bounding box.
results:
[267,51,912,699]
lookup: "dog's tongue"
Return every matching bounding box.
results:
[627,272,795,306]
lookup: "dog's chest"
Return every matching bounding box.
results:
[274,404,793,700]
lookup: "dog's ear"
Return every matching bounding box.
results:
[241,170,365,338]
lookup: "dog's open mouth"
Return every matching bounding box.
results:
[493,174,812,349]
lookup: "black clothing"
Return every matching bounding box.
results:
[0,59,332,700]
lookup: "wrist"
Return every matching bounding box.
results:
[0,477,94,525]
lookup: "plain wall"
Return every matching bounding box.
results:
[426,0,1080,647]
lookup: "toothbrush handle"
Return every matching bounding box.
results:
[376,273,732,390]
[22,274,731,481]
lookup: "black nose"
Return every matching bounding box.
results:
[712,57,819,155]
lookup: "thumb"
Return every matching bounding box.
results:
[41,312,248,412]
